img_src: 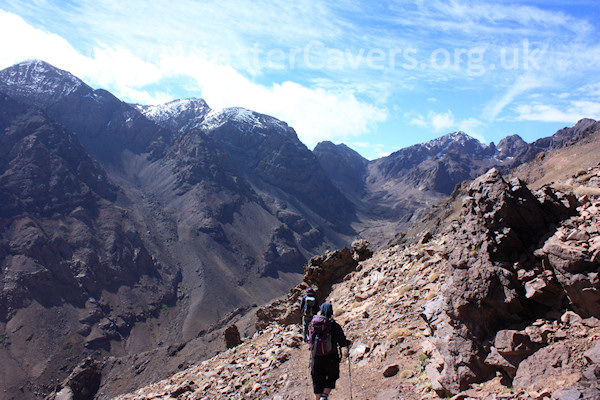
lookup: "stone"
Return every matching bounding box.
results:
[494,330,538,356]
[561,311,583,325]
[583,317,600,328]
[583,341,600,364]
[552,388,583,400]
[524,277,564,307]
[349,343,369,360]
[55,387,74,400]
[47,358,101,400]
[513,343,577,392]
[382,364,399,377]
[485,347,520,378]
[224,324,242,349]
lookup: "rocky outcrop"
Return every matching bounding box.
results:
[421,167,600,396]
[255,240,372,331]
[303,239,372,294]
[535,196,600,317]
[46,358,102,400]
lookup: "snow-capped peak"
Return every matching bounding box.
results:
[0,59,88,107]
[201,107,289,134]
[423,131,479,150]
[137,98,210,121]
[135,98,212,133]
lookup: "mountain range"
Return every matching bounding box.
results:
[0,59,598,399]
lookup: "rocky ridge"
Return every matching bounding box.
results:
[112,163,600,400]
[0,60,351,399]
[2,59,599,399]
[316,120,600,246]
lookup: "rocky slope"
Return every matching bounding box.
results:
[112,162,600,400]
[1,59,598,400]
[0,94,179,399]
[315,120,600,246]
[0,60,352,399]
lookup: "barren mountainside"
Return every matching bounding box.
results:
[0,59,598,400]
[112,163,600,400]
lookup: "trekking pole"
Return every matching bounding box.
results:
[306,358,310,400]
[347,354,353,400]
[306,345,312,400]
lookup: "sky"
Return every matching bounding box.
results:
[0,1,599,159]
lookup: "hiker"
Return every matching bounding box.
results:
[308,302,350,400]
[300,287,320,342]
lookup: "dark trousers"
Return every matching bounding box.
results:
[311,354,340,394]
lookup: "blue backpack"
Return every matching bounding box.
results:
[308,315,334,356]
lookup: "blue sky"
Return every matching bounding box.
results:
[0,1,599,159]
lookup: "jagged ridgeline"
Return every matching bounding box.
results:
[0,60,599,399]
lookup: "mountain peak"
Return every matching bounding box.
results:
[201,107,291,136]
[419,130,485,157]
[0,59,88,107]
[136,97,211,133]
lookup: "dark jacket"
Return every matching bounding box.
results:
[300,295,320,317]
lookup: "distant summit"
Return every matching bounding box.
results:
[0,59,88,107]
[1,59,599,399]
[136,98,211,134]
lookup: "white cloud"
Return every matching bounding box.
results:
[408,110,456,132]
[408,115,429,129]
[0,9,388,149]
[0,10,86,71]
[89,46,164,88]
[430,110,456,132]
[482,75,541,121]
[407,109,485,141]
[515,101,600,123]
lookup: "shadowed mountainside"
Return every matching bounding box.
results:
[0,59,598,399]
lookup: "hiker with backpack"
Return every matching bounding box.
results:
[300,287,320,342]
[308,302,350,400]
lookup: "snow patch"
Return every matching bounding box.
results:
[201,107,289,135]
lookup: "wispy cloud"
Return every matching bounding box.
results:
[515,101,600,123]
[407,109,485,141]
[482,75,542,122]
[1,0,599,158]
[0,8,387,148]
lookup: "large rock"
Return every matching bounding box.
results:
[223,324,242,349]
[255,241,372,331]
[484,329,539,378]
[513,343,578,393]
[421,168,578,395]
[535,199,600,318]
[46,358,101,400]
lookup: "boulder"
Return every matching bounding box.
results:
[513,343,578,393]
[584,341,600,364]
[224,324,242,349]
[382,364,399,377]
[484,329,539,378]
[535,202,600,318]
[46,358,101,400]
